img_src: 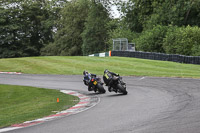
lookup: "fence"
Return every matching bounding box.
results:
[112,38,135,51]
[111,51,200,65]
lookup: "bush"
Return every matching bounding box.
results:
[163,26,200,56]
[135,25,169,53]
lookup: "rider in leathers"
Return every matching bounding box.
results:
[103,69,118,92]
[83,70,96,91]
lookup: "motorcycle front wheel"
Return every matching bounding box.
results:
[116,84,128,95]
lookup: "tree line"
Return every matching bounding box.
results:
[1,0,200,58]
[125,0,200,56]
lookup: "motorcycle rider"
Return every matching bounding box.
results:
[83,70,96,91]
[103,69,119,92]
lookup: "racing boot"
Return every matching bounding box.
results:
[108,86,112,92]
[113,88,117,93]
[88,86,93,91]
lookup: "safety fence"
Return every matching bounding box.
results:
[111,51,200,65]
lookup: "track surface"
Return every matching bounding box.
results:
[0,74,200,133]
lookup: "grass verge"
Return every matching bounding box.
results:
[0,84,79,128]
[0,56,200,78]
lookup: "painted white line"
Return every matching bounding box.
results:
[60,90,75,94]
[75,103,88,107]
[139,77,145,80]
[0,127,21,133]
[0,72,22,74]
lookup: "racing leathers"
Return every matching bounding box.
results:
[83,72,96,91]
[103,70,118,92]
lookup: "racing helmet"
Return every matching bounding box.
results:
[104,69,108,74]
[83,70,88,75]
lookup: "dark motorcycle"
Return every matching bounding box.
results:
[110,75,128,95]
[83,75,106,93]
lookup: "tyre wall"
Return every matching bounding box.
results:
[111,51,200,65]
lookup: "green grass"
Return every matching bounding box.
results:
[0,84,79,128]
[0,56,200,78]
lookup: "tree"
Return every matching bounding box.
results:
[122,0,200,32]
[121,0,154,32]
[41,0,89,56]
[0,0,58,58]
[81,1,110,55]
[0,0,23,57]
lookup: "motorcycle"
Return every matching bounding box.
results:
[109,75,128,95]
[83,75,106,94]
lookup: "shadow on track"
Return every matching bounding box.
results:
[86,92,106,96]
[106,93,128,97]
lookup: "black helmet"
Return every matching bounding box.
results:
[104,69,108,74]
[83,70,88,75]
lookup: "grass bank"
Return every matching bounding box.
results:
[0,84,79,128]
[0,56,200,78]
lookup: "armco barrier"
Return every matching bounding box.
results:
[111,51,200,65]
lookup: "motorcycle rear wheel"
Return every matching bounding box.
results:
[97,83,106,93]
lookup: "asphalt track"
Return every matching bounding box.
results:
[0,74,200,133]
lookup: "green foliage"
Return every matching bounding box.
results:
[163,26,200,56]
[1,0,200,57]
[135,25,200,56]
[41,0,90,56]
[81,1,110,55]
[123,0,200,32]
[0,0,58,58]
[135,25,168,52]
[121,0,200,55]
[122,0,154,32]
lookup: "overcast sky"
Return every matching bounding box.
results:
[111,0,128,18]
[111,5,120,18]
